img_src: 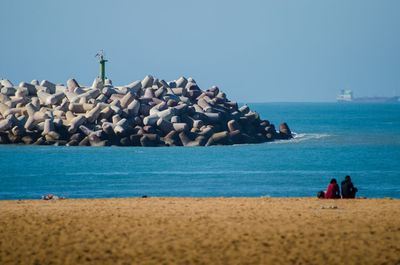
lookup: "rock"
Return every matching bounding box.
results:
[143,114,159,126]
[157,108,175,120]
[175,77,188,88]
[21,135,34,144]
[85,104,101,123]
[0,75,292,147]
[143,88,155,98]
[229,130,243,144]
[206,131,230,146]
[207,86,219,97]
[178,131,205,147]
[110,105,122,116]
[139,104,151,116]
[96,94,108,103]
[192,120,204,129]
[171,116,180,123]
[0,118,13,132]
[89,134,108,147]
[154,87,166,98]
[47,92,65,105]
[112,114,121,125]
[172,123,188,132]
[265,125,276,141]
[128,134,140,146]
[66,139,79,146]
[1,86,16,96]
[67,79,80,92]
[46,131,60,141]
[141,75,154,88]
[227,120,240,132]
[31,80,39,86]
[78,89,101,101]
[104,79,113,87]
[24,116,36,130]
[102,122,115,136]
[42,119,55,135]
[19,82,37,96]
[149,102,167,115]
[239,105,250,114]
[120,92,135,108]
[156,118,174,134]
[33,111,50,122]
[68,115,86,133]
[37,91,51,105]
[178,131,192,146]
[245,111,258,122]
[1,79,14,88]
[92,78,104,89]
[0,103,10,117]
[197,98,212,112]
[33,137,46,145]
[126,80,142,93]
[278,122,292,139]
[69,103,86,113]
[163,130,180,146]
[78,136,90,146]
[99,106,113,120]
[0,133,9,144]
[203,112,221,124]
[140,134,159,147]
[118,137,130,146]
[40,80,56,94]
[64,91,78,102]
[114,118,129,136]
[78,125,93,136]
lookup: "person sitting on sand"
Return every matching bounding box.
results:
[325,178,340,199]
[341,175,358,198]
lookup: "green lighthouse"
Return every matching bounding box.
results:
[95,50,108,83]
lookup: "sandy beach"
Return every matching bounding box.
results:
[0,198,399,265]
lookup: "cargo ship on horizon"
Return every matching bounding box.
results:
[337,90,399,103]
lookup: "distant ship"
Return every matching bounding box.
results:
[337,90,399,103]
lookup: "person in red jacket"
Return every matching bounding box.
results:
[325,178,340,199]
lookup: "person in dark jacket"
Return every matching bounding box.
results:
[341,175,358,198]
[325,178,340,199]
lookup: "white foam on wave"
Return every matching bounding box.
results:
[293,132,332,141]
[65,172,130,176]
[270,132,332,144]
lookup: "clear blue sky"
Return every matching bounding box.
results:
[1,0,399,102]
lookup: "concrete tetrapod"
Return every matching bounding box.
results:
[0,76,292,146]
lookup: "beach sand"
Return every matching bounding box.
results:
[0,198,399,265]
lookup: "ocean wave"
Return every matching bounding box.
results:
[270,132,332,144]
[293,132,332,141]
[60,169,398,176]
[65,172,131,176]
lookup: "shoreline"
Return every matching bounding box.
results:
[1,196,399,201]
[1,197,399,264]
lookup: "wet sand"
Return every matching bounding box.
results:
[0,198,399,265]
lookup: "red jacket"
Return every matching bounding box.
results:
[325,183,340,199]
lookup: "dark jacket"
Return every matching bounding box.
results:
[341,180,357,198]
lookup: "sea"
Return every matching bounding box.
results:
[0,103,399,200]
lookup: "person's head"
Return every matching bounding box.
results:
[345,175,351,182]
[330,178,337,184]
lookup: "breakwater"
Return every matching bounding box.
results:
[0,76,291,146]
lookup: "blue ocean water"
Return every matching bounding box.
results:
[0,103,399,200]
